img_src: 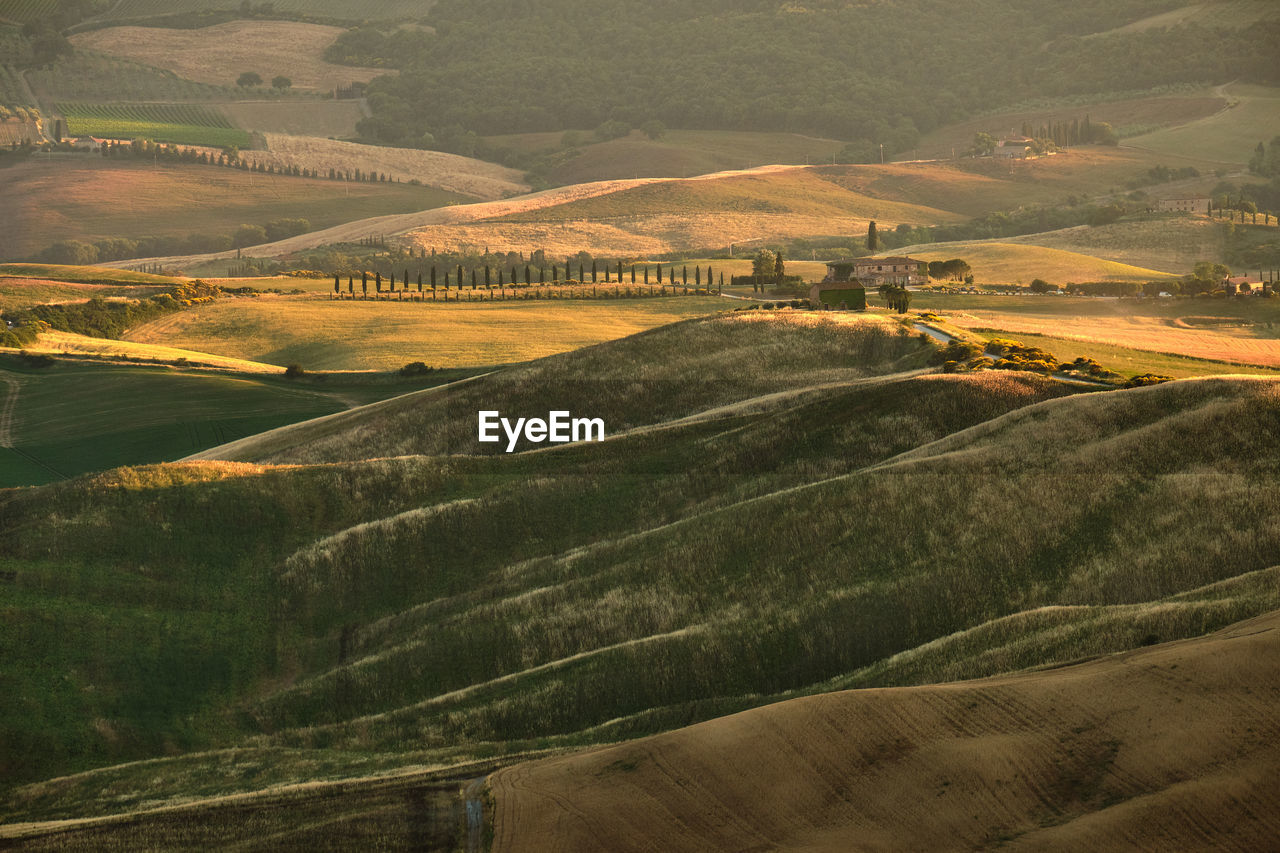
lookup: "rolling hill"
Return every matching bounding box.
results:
[100,144,1222,271]
[491,609,1280,851]
[0,157,471,262]
[3,312,1280,848]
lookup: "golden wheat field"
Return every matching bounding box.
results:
[919,296,1280,367]
[70,21,388,91]
[121,295,729,370]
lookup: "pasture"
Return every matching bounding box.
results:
[1125,83,1280,164]
[57,102,250,148]
[120,295,729,370]
[71,21,390,93]
[996,216,1226,273]
[912,291,1280,368]
[895,241,1177,283]
[0,158,468,261]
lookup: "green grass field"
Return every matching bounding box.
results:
[57,102,250,148]
[121,295,729,370]
[0,356,470,487]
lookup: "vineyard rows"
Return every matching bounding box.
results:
[29,53,232,102]
[59,102,251,147]
[0,0,59,24]
[0,65,34,110]
[59,102,236,129]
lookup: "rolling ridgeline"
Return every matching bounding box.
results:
[4,312,1280,824]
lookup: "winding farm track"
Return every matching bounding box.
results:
[0,370,21,448]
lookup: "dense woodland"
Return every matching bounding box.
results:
[331,0,1279,162]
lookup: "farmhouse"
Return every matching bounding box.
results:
[1157,195,1210,215]
[823,256,927,287]
[809,281,866,310]
[68,137,105,151]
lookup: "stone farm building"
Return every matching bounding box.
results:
[826,256,928,287]
[1157,195,1211,214]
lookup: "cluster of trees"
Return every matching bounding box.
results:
[36,219,310,263]
[235,72,292,90]
[91,138,399,184]
[878,284,911,314]
[927,259,972,281]
[1018,115,1117,148]
[323,0,1276,170]
[2,280,220,343]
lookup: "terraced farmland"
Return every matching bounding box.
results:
[57,102,250,147]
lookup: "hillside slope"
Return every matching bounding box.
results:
[493,609,1280,852]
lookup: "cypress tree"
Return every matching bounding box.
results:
[644,266,649,284]
[430,266,437,288]
[695,266,701,286]
[485,265,491,286]
[682,265,688,284]
[525,264,531,284]
[417,271,422,291]
[471,269,477,289]
[376,272,382,292]
[591,259,598,282]
[631,266,636,284]
[867,221,879,252]
[334,274,340,294]
[539,267,545,283]
[348,276,353,293]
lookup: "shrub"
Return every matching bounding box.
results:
[1124,373,1174,388]
[399,361,433,376]
[285,363,306,378]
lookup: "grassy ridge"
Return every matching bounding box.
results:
[4,313,1280,828]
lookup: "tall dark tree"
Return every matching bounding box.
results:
[867,221,879,252]
[774,249,785,284]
